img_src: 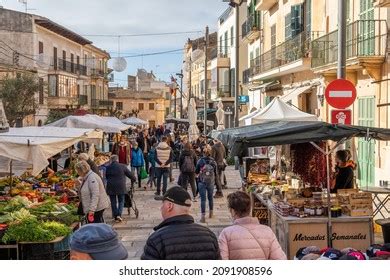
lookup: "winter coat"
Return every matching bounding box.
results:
[148,148,157,168]
[155,142,173,168]
[137,135,151,154]
[211,142,226,167]
[105,161,136,195]
[141,214,221,260]
[218,217,287,260]
[79,170,110,214]
[131,148,144,167]
[195,156,217,175]
[179,149,197,173]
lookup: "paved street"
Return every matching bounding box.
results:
[109,166,242,260]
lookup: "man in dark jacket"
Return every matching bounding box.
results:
[141,187,220,260]
[211,140,226,198]
[178,142,197,200]
[106,155,136,222]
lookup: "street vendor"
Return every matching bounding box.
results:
[331,150,354,193]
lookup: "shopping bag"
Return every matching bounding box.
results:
[140,166,148,180]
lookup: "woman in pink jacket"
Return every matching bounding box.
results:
[218,191,286,260]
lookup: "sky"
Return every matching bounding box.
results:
[1,0,228,86]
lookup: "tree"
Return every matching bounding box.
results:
[0,73,39,127]
[45,109,70,124]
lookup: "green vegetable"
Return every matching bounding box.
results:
[43,212,80,226]
[3,196,31,212]
[9,208,36,222]
[41,221,72,237]
[2,219,55,243]
[0,214,11,224]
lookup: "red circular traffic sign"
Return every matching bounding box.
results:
[325,79,357,109]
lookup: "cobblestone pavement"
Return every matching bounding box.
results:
[109,166,242,260]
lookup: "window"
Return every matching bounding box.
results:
[224,31,228,55]
[38,78,44,104]
[38,41,43,54]
[285,13,292,40]
[149,103,155,110]
[305,0,312,32]
[291,4,304,37]
[77,84,80,97]
[230,68,235,97]
[84,85,88,96]
[230,26,234,46]
[58,75,77,97]
[219,35,223,53]
[71,53,74,73]
[48,75,57,96]
[53,47,57,70]
[76,55,80,70]
[116,102,123,110]
[138,103,144,110]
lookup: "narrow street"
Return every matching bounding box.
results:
[110,166,241,260]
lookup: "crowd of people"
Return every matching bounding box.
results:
[67,124,288,260]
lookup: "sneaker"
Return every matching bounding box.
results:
[199,215,206,223]
[154,191,160,196]
[115,216,123,222]
[154,195,163,201]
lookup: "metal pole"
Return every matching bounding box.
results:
[180,69,183,119]
[174,83,177,118]
[204,26,209,134]
[337,0,347,79]
[234,3,240,127]
[326,144,333,248]
[189,57,192,107]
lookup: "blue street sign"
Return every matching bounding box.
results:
[239,95,249,104]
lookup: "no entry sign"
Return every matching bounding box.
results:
[331,109,352,125]
[325,79,356,109]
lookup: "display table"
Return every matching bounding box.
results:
[253,193,374,259]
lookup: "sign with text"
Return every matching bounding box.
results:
[325,79,356,109]
[331,109,352,125]
[239,95,249,104]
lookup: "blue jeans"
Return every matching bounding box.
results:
[131,166,142,188]
[109,194,125,218]
[156,167,169,195]
[198,182,214,214]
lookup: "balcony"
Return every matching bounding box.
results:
[90,68,105,78]
[209,49,230,69]
[311,20,387,79]
[256,0,278,11]
[47,96,77,109]
[242,13,261,42]
[56,58,87,76]
[374,0,390,7]
[91,99,114,109]
[243,68,251,84]
[250,32,311,79]
[78,95,88,106]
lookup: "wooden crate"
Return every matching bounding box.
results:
[337,188,358,195]
[348,208,373,217]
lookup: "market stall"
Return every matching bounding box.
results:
[46,114,130,133]
[215,121,390,258]
[0,126,102,259]
[121,116,148,126]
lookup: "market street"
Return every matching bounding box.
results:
[110,166,241,260]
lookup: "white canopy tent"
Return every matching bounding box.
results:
[121,117,148,126]
[216,101,225,131]
[46,114,129,133]
[93,116,132,131]
[242,97,319,125]
[0,127,102,175]
[188,98,199,142]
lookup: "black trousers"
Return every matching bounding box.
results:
[215,166,223,194]
[143,153,149,173]
[181,172,197,198]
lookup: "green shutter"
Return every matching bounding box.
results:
[357,96,375,187]
[359,0,375,55]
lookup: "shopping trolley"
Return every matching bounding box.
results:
[124,181,139,218]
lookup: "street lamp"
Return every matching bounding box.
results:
[176,70,184,119]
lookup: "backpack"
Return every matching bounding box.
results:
[182,155,195,173]
[199,159,215,185]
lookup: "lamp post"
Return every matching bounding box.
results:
[176,70,184,119]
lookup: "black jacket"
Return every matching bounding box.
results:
[141,215,220,260]
[137,135,151,154]
[105,161,136,195]
[178,149,197,173]
[211,142,226,167]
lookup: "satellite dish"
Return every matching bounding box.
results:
[112,57,127,72]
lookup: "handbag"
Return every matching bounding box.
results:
[140,166,148,180]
